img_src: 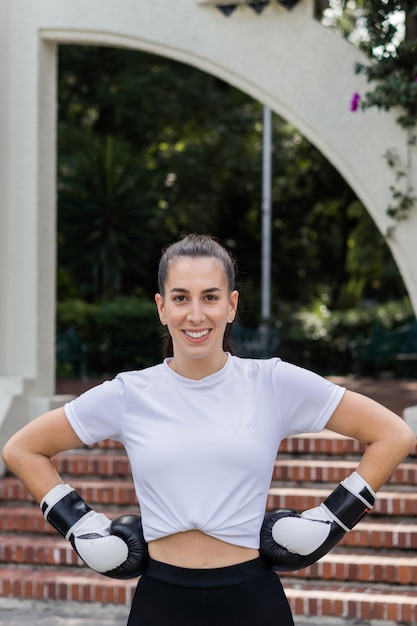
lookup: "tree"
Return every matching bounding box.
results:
[57,44,406,316]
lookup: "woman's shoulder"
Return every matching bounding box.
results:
[229,355,285,380]
[115,361,167,390]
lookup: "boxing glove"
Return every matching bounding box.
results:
[41,484,148,579]
[260,471,375,571]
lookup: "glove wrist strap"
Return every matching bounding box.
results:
[41,488,92,539]
[323,478,375,532]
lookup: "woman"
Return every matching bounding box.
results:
[2,234,416,625]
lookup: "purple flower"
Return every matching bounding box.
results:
[350,92,361,112]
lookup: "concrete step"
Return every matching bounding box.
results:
[0,566,416,623]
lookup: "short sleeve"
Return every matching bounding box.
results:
[64,375,125,445]
[272,361,345,437]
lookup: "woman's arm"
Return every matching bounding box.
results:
[325,389,416,491]
[2,406,149,578]
[260,388,416,571]
[1,407,83,503]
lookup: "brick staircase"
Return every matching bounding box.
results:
[1,431,417,624]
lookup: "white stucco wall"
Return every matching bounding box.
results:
[0,0,416,449]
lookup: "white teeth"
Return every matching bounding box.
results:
[185,330,209,339]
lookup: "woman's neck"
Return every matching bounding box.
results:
[168,352,228,380]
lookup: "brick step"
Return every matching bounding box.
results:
[91,440,124,450]
[3,478,416,517]
[0,505,139,534]
[52,452,131,477]
[280,431,417,457]
[90,433,367,456]
[0,566,416,623]
[267,486,417,516]
[0,478,137,506]
[50,452,417,485]
[0,535,83,568]
[272,459,417,484]
[2,505,417,554]
[1,534,416,586]
[88,432,416,458]
[285,550,417,585]
[340,519,417,550]
[0,566,137,605]
[282,578,417,624]
[88,433,415,457]
[280,432,366,456]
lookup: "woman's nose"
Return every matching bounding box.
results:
[186,301,205,323]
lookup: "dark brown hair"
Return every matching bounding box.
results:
[157,234,238,358]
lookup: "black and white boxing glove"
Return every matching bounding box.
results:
[41,483,148,579]
[260,471,375,571]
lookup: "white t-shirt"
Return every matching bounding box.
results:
[64,355,345,549]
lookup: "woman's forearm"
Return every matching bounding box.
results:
[356,433,415,492]
[4,450,64,504]
[2,406,83,504]
[326,389,416,493]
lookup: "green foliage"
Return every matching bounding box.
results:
[56,295,416,379]
[58,45,265,303]
[58,133,158,299]
[57,43,408,338]
[324,2,417,123]
[324,2,417,226]
[355,38,417,129]
[57,296,163,376]
[279,297,415,376]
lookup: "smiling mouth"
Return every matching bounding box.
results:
[184,329,210,339]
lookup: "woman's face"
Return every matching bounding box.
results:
[155,256,238,377]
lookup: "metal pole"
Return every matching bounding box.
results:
[261,105,272,323]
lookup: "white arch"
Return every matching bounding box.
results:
[0,0,416,451]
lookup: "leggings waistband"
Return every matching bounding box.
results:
[146,557,271,588]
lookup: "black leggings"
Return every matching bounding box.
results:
[127,557,294,626]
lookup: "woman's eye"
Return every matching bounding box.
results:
[205,294,218,301]
[174,295,187,302]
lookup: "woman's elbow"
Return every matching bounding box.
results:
[2,438,17,472]
[401,423,417,456]
[2,432,28,474]
[392,418,417,458]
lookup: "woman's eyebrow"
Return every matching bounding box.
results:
[170,287,221,293]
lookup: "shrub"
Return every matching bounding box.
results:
[57,296,163,378]
[278,298,416,377]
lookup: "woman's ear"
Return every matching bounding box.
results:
[228,290,239,323]
[155,293,167,326]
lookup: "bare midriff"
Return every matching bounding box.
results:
[148,530,260,569]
